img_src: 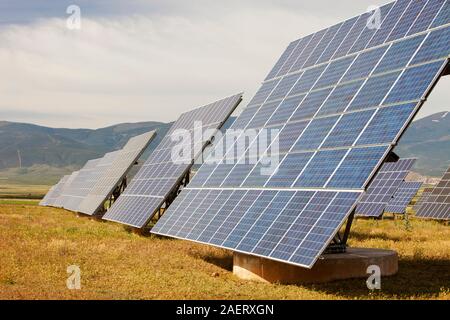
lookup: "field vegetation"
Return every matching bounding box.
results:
[0,201,448,300]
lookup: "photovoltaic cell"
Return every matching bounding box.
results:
[59,158,102,212]
[385,181,423,214]
[356,158,416,217]
[41,175,70,207]
[77,131,156,215]
[152,0,450,268]
[416,165,450,220]
[53,171,80,208]
[413,187,434,212]
[102,94,242,227]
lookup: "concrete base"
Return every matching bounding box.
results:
[233,248,398,284]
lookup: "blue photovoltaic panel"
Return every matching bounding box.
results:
[416,166,450,220]
[413,187,434,212]
[385,181,423,214]
[77,131,156,215]
[356,159,416,217]
[152,0,450,269]
[103,94,242,227]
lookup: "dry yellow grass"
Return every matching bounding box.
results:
[0,203,448,300]
[0,184,49,200]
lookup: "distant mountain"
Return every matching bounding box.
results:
[0,120,172,170]
[395,111,450,177]
[0,111,448,185]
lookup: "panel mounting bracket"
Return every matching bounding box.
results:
[152,169,192,223]
[324,208,355,254]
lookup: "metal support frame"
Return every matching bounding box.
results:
[96,177,128,216]
[152,169,192,222]
[324,208,355,254]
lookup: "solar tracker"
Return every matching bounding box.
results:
[42,175,70,207]
[413,187,434,212]
[416,165,450,220]
[102,94,243,227]
[356,158,416,217]
[77,131,156,216]
[58,158,101,212]
[53,171,80,208]
[152,0,450,269]
[385,181,423,214]
[39,185,56,206]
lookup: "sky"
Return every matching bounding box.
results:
[0,0,448,129]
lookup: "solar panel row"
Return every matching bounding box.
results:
[385,181,423,214]
[103,94,243,228]
[152,0,450,268]
[41,175,70,207]
[61,158,102,212]
[39,131,155,216]
[356,158,416,217]
[416,165,450,220]
[413,187,434,212]
[77,131,156,215]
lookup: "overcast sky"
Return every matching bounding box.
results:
[0,0,448,129]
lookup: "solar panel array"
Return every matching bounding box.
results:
[77,131,156,215]
[413,187,434,211]
[41,175,70,207]
[416,165,450,220]
[385,181,423,214]
[58,158,101,212]
[39,131,155,213]
[53,171,80,208]
[103,94,243,228]
[152,0,450,268]
[39,185,56,206]
[356,158,416,217]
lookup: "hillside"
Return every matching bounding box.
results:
[396,111,450,177]
[0,121,172,170]
[0,111,448,185]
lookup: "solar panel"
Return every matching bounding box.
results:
[152,0,450,269]
[416,165,450,220]
[356,158,416,217]
[102,94,243,227]
[58,158,101,212]
[39,185,56,206]
[385,181,423,214]
[77,131,156,216]
[53,171,80,208]
[413,187,434,212]
[42,175,70,207]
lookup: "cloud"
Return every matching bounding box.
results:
[0,0,447,128]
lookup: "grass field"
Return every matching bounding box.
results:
[0,203,448,300]
[0,184,49,200]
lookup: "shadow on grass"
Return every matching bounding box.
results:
[194,251,234,271]
[302,257,450,299]
[199,251,449,298]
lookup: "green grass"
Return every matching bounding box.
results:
[0,203,448,300]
